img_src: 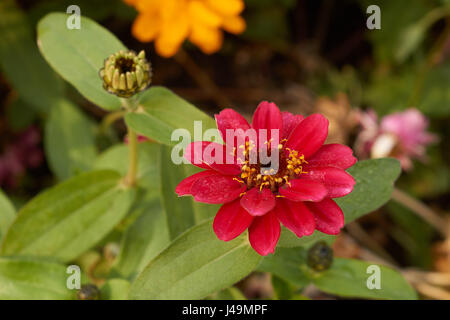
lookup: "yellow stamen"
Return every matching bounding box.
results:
[233,178,244,183]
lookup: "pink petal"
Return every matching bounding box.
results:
[252,101,283,133]
[281,111,304,139]
[184,141,241,175]
[248,211,280,256]
[305,144,357,170]
[215,109,251,145]
[274,198,316,237]
[252,102,282,151]
[279,179,327,202]
[305,199,344,235]
[175,170,217,196]
[213,199,254,241]
[301,167,356,198]
[240,187,276,216]
[286,114,329,158]
[190,173,246,204]
[184,141,213,170]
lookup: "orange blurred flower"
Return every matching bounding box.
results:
[124,0,246,57]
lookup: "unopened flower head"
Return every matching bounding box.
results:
[99,50,152,98]
[77,284,100,300]
[307,241,334,271]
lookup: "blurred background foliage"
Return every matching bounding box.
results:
[0,0,449,299]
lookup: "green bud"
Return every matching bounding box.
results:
[119,73,126,90]
[307,241,333,272]
[99,49,152,98]
[126,71,134,89]
[112,69,120,90]
[135,65,144,86]
[77,284,100,300]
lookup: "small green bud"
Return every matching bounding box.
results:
[77,284,100,300]
[99,49,152,98]
[307,241,333,271]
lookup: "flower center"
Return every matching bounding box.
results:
[237,140,307,192]
[115,57,136,73]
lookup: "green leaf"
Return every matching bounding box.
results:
[209,287,246,300]
[0,190,16,242]
[336,158,401,223]
[0,0,64,113]
[128,219,262,300]
[278,230,334,248]
[279,159,401,247]
[100,278,130,300]
[45,99,98,180]
[312,258,417,300]
[125,87,217,146]
[1,170,135,262]
[37,13,126,111]
[94,142,160,192]
[159,145,219,240]
[259,248,417,300]
[112,196,170,280]
[272,275,297,300]
[258,247,310,288]
[387,201,433,268]
[0,257,76,300]
[95,143,170,279]
[160,145,196,239]
[395,23,426,63]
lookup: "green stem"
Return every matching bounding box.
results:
[99,110,125,133]
[121,97,139,187]
[125,127,138,187]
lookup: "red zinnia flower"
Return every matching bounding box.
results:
[176,102,357,255]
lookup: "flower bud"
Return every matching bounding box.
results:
[99,50,152,98]
[77,284,100,300]
[307,241,333,271]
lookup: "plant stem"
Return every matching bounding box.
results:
[391,188,447,237]
[125,127,138,187]
[99,110,125,133]
[121,97,139,187]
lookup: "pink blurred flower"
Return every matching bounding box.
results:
[0,126,44,188]
[355,108,438,170]
[123,134,148,144]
